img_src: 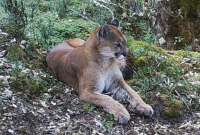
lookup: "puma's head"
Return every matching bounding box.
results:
[96,19,128,61]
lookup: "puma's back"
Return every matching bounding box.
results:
[46,39,86,88]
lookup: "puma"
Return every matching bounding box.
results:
[46,20,154,124]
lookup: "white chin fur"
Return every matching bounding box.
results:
[117,55,126,68]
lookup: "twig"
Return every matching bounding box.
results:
[175,90,190,111]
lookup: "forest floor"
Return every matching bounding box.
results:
[0,30,200,135]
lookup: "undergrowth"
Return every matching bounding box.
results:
[127,39,200,118]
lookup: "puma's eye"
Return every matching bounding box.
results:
[115,42,122,48]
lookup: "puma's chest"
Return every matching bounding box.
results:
[96,66,122,93]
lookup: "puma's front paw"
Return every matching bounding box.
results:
[118,112,130,124]
[136,104,154,117]
[105,102,130,124]
[113,104,130,124]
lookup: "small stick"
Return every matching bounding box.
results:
[175,90,190,111]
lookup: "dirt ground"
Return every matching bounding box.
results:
[1,80,200,135]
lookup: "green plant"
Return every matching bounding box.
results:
[26,13,98,49]
[83,103,95,112]
[103,113,115,129]
[56,0,67,18]
[9,64,48,96]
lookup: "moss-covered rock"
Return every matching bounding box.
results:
[127,38,183,78]
[175,50,200,58]
[127,39,200,114]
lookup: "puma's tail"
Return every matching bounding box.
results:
[66,38,85,48]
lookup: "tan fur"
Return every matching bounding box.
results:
[66,38,85,48]
[47,25,153,124]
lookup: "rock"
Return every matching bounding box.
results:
[48,88,53,92]
[20,40,27,45]
[10,38,16,43]
[2,89,13,98]
[21,69,31,74]
[8,129,14,134]
[0,50,7,58]
[0,75,9,86]
[51,101,56,105]
[159,37,166,45]
[39,100,49,107]
[21,107,27,113]
[0,29,8,36]
[0,32,8,36]
[12,104,17,108]
[190,81,200,86]
[19,44,25,49]
[195,113,200,118]
[94,118,103,128]
[64,88,70,93]
[32,70,39,77]
[37,108,45,113]
[182,58,192,63]
[65,113,70,120]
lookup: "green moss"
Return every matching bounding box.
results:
[83,103,95,112]
[175,50,200,58]
[128,38,168,56]
[103,113,115,129]
[9,67,48,96]
[161,95,184,118]
[7,45,26,61]
[174,50,200,70]
[134,56,148,66]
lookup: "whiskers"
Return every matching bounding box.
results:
[98,47,115,58]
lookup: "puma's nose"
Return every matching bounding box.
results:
[122,52,127,57]
[122,48,128,57]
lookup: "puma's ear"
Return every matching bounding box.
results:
[107,18,120,28]
[97,25,110,39]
